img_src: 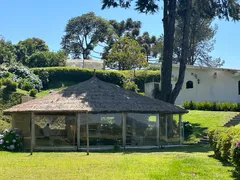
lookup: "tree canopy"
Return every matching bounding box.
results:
[106,37,147,70]
[102,0,240,104]
[15,38,49,65]
[0,36,16,64]
[62,12,113,59]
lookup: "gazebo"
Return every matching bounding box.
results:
[4,77,187,153]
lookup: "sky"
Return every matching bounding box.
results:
[0,0,240,69]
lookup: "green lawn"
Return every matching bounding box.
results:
[182,110,238,128]
[0,145,236,180]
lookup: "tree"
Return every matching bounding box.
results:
[106,37,147,70]
[15,38,49,65]
[173,5,224,67]
[0,36,16,64]
[102,0,240,104]
[61,12,113,59]
[137,32,162,62]
[27,50,67,68]
[102,18,141,60]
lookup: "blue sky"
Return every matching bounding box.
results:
[1,0,239,68]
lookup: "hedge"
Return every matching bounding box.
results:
[31,67,160,92]
[208,127,240,170]
[183,101,240,112]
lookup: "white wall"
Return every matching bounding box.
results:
[145,66,240,105]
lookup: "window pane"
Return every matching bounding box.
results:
[80,113,122,147]
[126,113,157,146]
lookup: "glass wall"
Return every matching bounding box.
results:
[126,113,158,146]
[35,115,76,147]
[159,115,180,145]
[80,113,122,147]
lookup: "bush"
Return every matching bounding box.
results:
[123,80,139,92]
[183,101,240,112]
[208,127,240,170]
[2,78,17,92]
[0,63,43,91]
[0,129,23,152]
[29,89,38,97]
[20,80,34,91]
[183,121,193,140]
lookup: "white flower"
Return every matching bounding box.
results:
[12,139,16,143]
[6,141,9,144]
[9,145,15,150]
[0,139,4,144]
[0,134,3,139]
[3,129,9,133]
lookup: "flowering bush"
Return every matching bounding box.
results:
[232,140,240,168]
[0,63,43,91]
[0,129,23,152]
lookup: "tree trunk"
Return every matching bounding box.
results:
[170,0,192,104]
[160,0,177,102]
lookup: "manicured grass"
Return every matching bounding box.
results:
[0,145,235,180]
[183,110,238,128]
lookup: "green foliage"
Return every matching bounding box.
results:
[20,80,34,91]
[0,129,23,152]
[62,12,113,59]
[0,36,16,64]
[27,50,67,68]
[123,80,139,92]
[208,127,240,170]
[29,89,38,97]
[183,101,240,112]
[182,121,193,140]
[32,67,159,92]
[15,38,49,65]
[2,79,17,92]
[32,67,125,89]
[106,37,147,70]
[0,63,43,91]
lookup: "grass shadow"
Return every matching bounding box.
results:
[209,154,240,180]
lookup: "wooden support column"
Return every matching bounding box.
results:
[156,114,160,146]
[77,113,80,150]
[86,112,89,155]
[12,114,16,129]
[179,114,183,145]
[122,113,127,149]
[30,112,35,155]
[164,115,168,143]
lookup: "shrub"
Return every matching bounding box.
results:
[182,121,193,140]
[29,89,38,97]
[2,78,17,92]
[123,80,139,92]
[184,101,240,112]
[0,63,43,91]
[32,67,160,92]
[20,80,34,91]
[0,129,23,152]
[208,127,240,170]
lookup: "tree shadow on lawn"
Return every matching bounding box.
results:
[209,155,240,180]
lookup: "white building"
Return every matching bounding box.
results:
[66,59,105,70]
[145,64,240,105]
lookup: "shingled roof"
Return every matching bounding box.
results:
[4,77,187,114]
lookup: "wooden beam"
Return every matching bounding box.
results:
[30,112,35,155]
[164,115,168,143]
[86,112,89,155]
[156,114,160,146]
[122,113,127,149]
[77,113,80,150]
[179,114,183,145]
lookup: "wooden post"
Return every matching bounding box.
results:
[12,114,16,129]
[77,113,80,150]
[156,114,160,146]
[86,112,89,155]
[122,113,127,149]
[179,114,183,145]
[30,112,35,155]
[164,115,168,143]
